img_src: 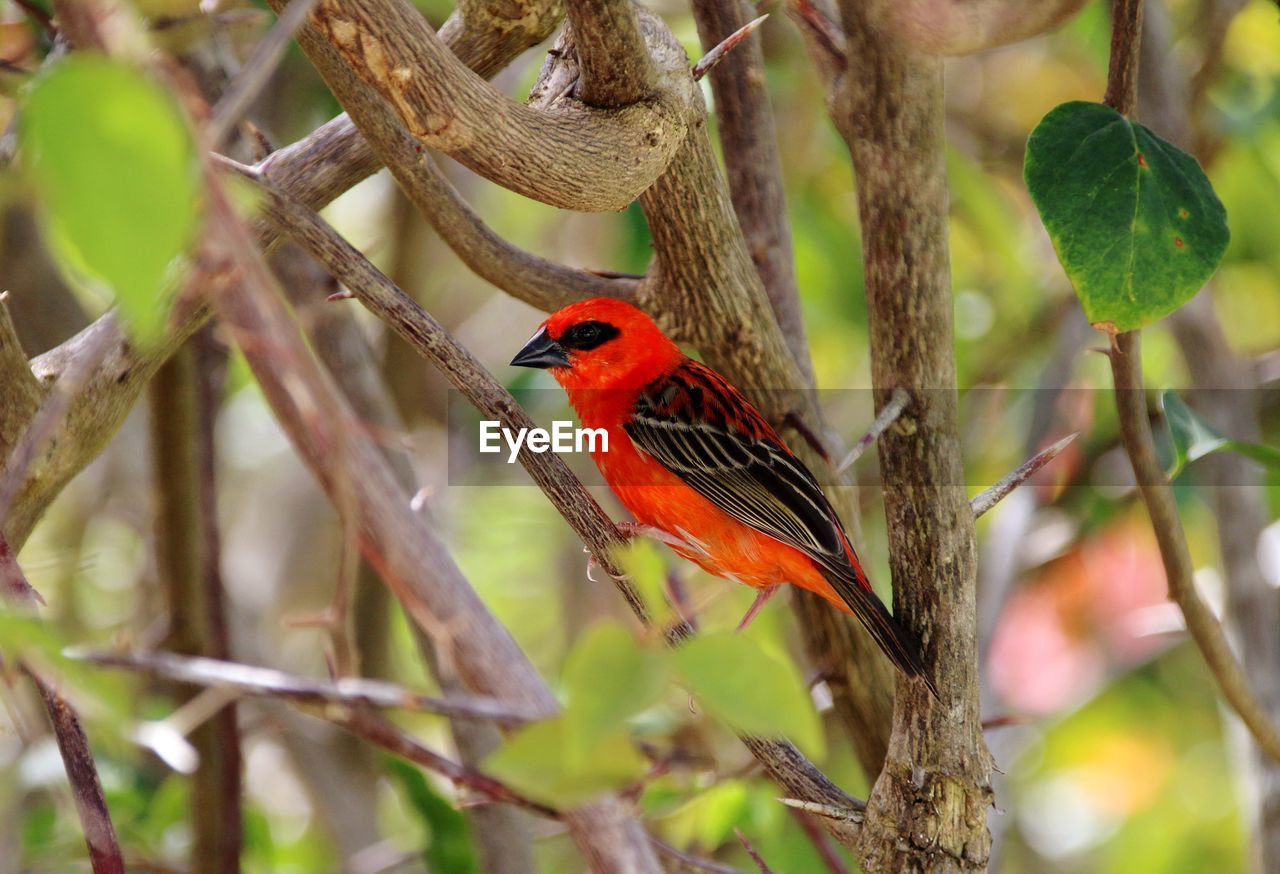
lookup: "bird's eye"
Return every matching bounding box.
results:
[560,320,619,351]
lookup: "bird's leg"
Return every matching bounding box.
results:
[736,585,780,632]
[616,521,695,552]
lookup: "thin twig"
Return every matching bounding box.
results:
[75,649,552,724]
[1098,0,1280,764]
[206,0,320,148]
[969,432,1077,520]
[735,829,777,873]
[0,531,45,606]
[692,15,769,81]
[1104,0,1145,115]
[834,387,909,474]
[1109,334,1280,761]
[650,836,742,873]
[788,808,852,874]
[334,708,561,818]
[25,668,126,874]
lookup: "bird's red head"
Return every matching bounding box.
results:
[511,298,683,393]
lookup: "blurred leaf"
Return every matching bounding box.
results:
[19,55,199,341]
[562,623,670,762]
[384,757,478,874]
[1162,389,1280,478]
[673,632,825,758]
[1025,101,1229,331]
[613,539,675,625]
[484,717,647,807]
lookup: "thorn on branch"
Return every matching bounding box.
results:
[969,432,1078,519]
[327,289,354,301]
[692,14,769,81]
[835,387,909,474]
[777,796,865,822]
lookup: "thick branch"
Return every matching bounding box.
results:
[281,0,692,211]
[564,0,656,107]
[833,2,992,868]
[690,1,811,382]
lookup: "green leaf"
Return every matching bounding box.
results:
[612,539,675,624]
[1025,101,1229,332]
[20,56,200,342]
[562,623,670,762]
[1161,389,1280,478]
[384,757,479,874]
[673,632,825,758]
[484,717,647,807]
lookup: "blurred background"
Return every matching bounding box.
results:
[2,0,1279,870]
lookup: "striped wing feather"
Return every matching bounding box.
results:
[623,361,933,689]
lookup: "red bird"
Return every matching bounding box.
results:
[512,297,932,689]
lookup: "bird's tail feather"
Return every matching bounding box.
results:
[823,571,940,700]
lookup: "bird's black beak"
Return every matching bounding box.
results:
[511,327,571,369]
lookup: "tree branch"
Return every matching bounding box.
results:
[830,2,992,867]
[1101,0,1280,765]
[690,2,811,382]
[26,668,126,874]
[969,432,1077,520]
[1109,334,1280,762]
[282,0,693,211]
[532,0,900,790]
[564,0,656,108]
[1,537,123,874]
[437,0,564,80]
[271,243,539,873]
[78,650,551,723]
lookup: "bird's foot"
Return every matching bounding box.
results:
[735,585,780,632]
[616,521,692,551]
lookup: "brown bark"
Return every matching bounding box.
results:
[293,0,691,212]
[831,4,992,869]
[149,337,243,874]
[689,0,812,383]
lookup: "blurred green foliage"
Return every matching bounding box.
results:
[2,0,1278,871]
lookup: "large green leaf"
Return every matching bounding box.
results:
[562,623,670,762]
[1161,390,1280,478]
[20,56,200,341]
[484,717,648,807]
[673,632,825,758]
[1025,101,1228,332]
